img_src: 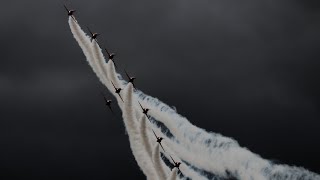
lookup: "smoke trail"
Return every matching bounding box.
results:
[165,154,208,180]
[152,144,169,180]
[68,17,158,178]
[148,127,210,179]
[138,114,167,179]
[91,41,112,87]
[68,17,106,86]
[139,115,153,157]
[133,92,320,180]
[68,15,192,179]
[122,84,158,179]
[69,16,123,106]
[167,169,178,180]
[106,60,126,109]
[68,15,190,179]
[68,18,320,180]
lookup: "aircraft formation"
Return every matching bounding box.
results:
[63,4,184,177]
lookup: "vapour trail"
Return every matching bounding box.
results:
[122,84,158,179]
[106,61,125,109]
[132,92,320,180]
[68,17,320,180]
[107,67,248,177]
[144,126,210,180]
[139,115,153,158]
[142,122,205,179]
[138,114,167,179]
[167,169,178,180]
[69,17,121,105]
[68,18,160,179]
[68,17,107,86]
[148,130,172,177]
[152,144,169,180]
[91,41,113,88]
[68,16,199,179]
[102,62,201,179]
[163,153,208,180]
[69,16,126,111]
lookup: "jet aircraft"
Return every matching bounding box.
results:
[169,155,181,171]
[87,27,100,42]
[138,101,150,119]
[105,48,117,67]
[124,69,136,88]
[152,130,165,152]
[64,5,77,22]
[111,81,124,102]
[101,93,114,114]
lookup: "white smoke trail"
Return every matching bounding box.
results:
[122,84,158,179]
[163,153,208,180]
[68,17,320,180]
[144,127,209,180]
[69,16,124,108]
[106,61,126,109]
[133,92,320,180]
[68,16,187,179]
[139,115,153,158]
[68,17,106,86]
[155,131,266,179]
[152,144,169,180]
[91,41,112,87]
[68,17,158,178]
[137,114,167,180]
[167,169,178,180]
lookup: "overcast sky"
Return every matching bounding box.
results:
[0,0,319,179]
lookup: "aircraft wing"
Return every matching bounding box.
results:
[159,143,165,152]
[87,26,93,36]
[124,69,130,79]
[63,5,69,13]
[169,155,176,164]
[108,105,114,114]
[138,101,144,111]
[152,129,158,139]
[111,81,117,90]
[104,48,110,56]
[118,93,124,102]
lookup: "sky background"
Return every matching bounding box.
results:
[0,0,319,179]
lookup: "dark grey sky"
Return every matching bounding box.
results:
[0,0,319,179]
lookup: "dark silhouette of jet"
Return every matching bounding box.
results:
[111,81,124,102]
[152,129,165,152]
[138,101,150,119]
[101,93,113,114]
[169,155,181,172]
[105,48,117,67]
[63,5,77,22]
[124,69,136,88]
[104,48,116,60]
[87,27,100,42]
